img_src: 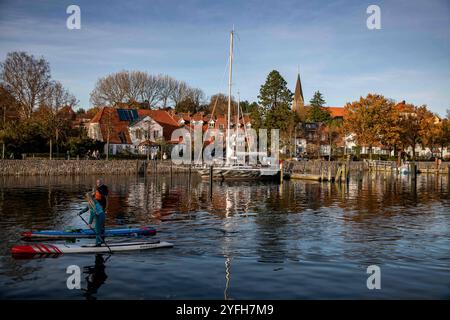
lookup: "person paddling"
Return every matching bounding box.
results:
[79,192,106,247]
[94,179,108,211]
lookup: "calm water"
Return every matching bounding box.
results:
[0,172,449,299]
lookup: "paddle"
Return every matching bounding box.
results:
[78,211,113,255]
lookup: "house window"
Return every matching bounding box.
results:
[219,124,224,130]
[153,130,159,139]
[136,129,141,140]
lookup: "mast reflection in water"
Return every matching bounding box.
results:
[0,173,449,299]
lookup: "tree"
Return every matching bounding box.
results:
[42,81,78,110]
[435,119,450,159]
[172,84,205,113]
[343,94,395,159]
[258,70,296,151]
[208,93,237,116]
[258,70,293,111]
[398,104,435,160]
[158,75,177,108]
[175,89,207,114]
[307,91,331,123]
[0,51,51,118]
[265,104,297,153]
[142,74,164,107]
[90,70,142,107]
[170,80,190,107]
[37,81,78,158]
[325,119,342,161]
[0,85,19,158]
[244,102,264,131]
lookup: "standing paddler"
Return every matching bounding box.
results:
[79,192,106,247]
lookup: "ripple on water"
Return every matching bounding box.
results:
[0,174,449,299]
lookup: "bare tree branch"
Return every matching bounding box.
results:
[0,52,51,118]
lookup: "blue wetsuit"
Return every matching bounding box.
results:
[79,200,106,246]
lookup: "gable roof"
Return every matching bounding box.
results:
[137,109,181,141]
[89,107,132,144]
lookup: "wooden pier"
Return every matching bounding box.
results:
[285,160,449,183]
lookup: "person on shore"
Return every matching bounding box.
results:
[79,192,105,246]
[95,178,108,211]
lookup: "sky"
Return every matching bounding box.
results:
[0,0,449,116]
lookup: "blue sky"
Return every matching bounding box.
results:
[0,0,449,116]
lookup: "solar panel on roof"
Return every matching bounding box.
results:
[117,108,139,122]
[131,109,138,120]
[117,109,127,121]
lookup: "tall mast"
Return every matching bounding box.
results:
[226,29,234,164]
[236,90,240,148]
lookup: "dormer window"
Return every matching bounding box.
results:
[209,120,215,128]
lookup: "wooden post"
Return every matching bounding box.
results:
[320,161,323,182]
[447,165,450,184]
[209,165,213,198]
[410,163,417,181]
[346,162,350,184]
[280,161,284,184]
[188,163,192,183]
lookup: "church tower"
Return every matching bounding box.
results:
[292,73,305,114]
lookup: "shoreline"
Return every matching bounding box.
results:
[0,159,190,176]
[0,159,448,176]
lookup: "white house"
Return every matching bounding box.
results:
[128,116,164,155]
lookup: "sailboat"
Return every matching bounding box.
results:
[196,30,280,181]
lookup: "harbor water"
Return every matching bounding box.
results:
[0,173,449,299]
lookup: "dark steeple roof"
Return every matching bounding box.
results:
[292,73,305,113]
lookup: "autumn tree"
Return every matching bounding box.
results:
[343,94,395,159]
[435,119,450,159]
[398,104,435,160]
[0,51,51,118]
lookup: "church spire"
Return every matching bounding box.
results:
[292,72,304,113]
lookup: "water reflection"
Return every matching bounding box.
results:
[0,172,449,299]
[82,254,109,300]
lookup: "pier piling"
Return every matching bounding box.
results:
[209,165,213,198]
